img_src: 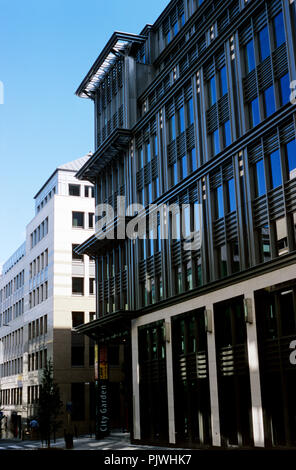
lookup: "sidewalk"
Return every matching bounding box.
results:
[63,432,181,450]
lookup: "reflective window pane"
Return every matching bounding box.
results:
[213,129,220,155]
[259,26,270,62]
[224,120,231,147]
[178,106,185,134]
[255,159,266,197]
[227,178,236,213]
[280,73,290,106]
[245,40,255,73]
[147,142,151,162]
[286,140,296,180]
[273,12,285,48]
[209,76,216,106]
[169,115,175,141]
[264,86,275,117]
[250,97,260,127]
[187,98,194,125]
[269,150,282,189]
[219,66,228,96]
[191,148,197,172]
[216,185,224,219]
[219,245,227,278]
[181,155,187,179]
[260,225,271,262]
[276,217,288,256]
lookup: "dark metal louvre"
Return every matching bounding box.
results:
[257,56,273,92]
[267,0,282,19]
[253,9,267,33]
[243,70,258,102]
[272,43,289,80]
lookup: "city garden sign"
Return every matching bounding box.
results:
[94,197,202,252]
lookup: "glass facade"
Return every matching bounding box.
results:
[75,0,296,449]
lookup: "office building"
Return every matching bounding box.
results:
[75,0,296,448]
[0,155,96,438]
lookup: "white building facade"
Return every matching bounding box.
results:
[0,155,96,438]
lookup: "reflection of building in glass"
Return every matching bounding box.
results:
[75,0,296,448]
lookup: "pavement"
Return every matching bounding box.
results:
[0,432,183,450]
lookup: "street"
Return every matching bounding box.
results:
[0,433,184,451]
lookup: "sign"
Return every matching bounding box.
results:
[100,363,108,380]
[94,344,99,380]
[98,345,109,436]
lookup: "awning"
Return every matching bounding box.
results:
[74,215,134,257]
[76,31,147,99]
[74,310,137,341]
[75,128,132,183]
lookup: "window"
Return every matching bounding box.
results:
[223,120,231,147]
[279,73,290,106]
[72,244,83,261]
[72,278,84,295]
[227,178,236,213]
[286,140,296,180]
[181,155,187,179]
[259,224,271,262]
[177,106,185,134]
[269,150,282,189]
[264,86,275,117]
[168,115,176,141]
[250,97,260,128]
[273,12,285,48]
[245,39,255,73]
[219,66,228,96]
[213,128,220,156]
[209,76,217,106]
[72,212,84,228]
[259,26,270,62]
[88,213,94,229]
[218,244,227,278]
[231,241,240,273]
[89,278,95,295]
[69,184,80,196]
[255,159,266,197]
[276,217,288,256]
[215,185,224,219]
[186,98,194,125]
[89,312,96,322]
[84,186,94,198]
[72,311,84,328]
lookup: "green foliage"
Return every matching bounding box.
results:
[37,359,63,447]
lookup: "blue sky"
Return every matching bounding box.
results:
[0,0,169,268]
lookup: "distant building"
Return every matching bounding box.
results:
[0,155,96,438]
[74,0,296,448]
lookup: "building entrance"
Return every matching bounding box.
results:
[214,296,253,447]
[255,281,296,447]
[172,308,212,447]
[138,321,169,444]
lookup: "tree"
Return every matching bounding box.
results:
[37,359,63,447]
